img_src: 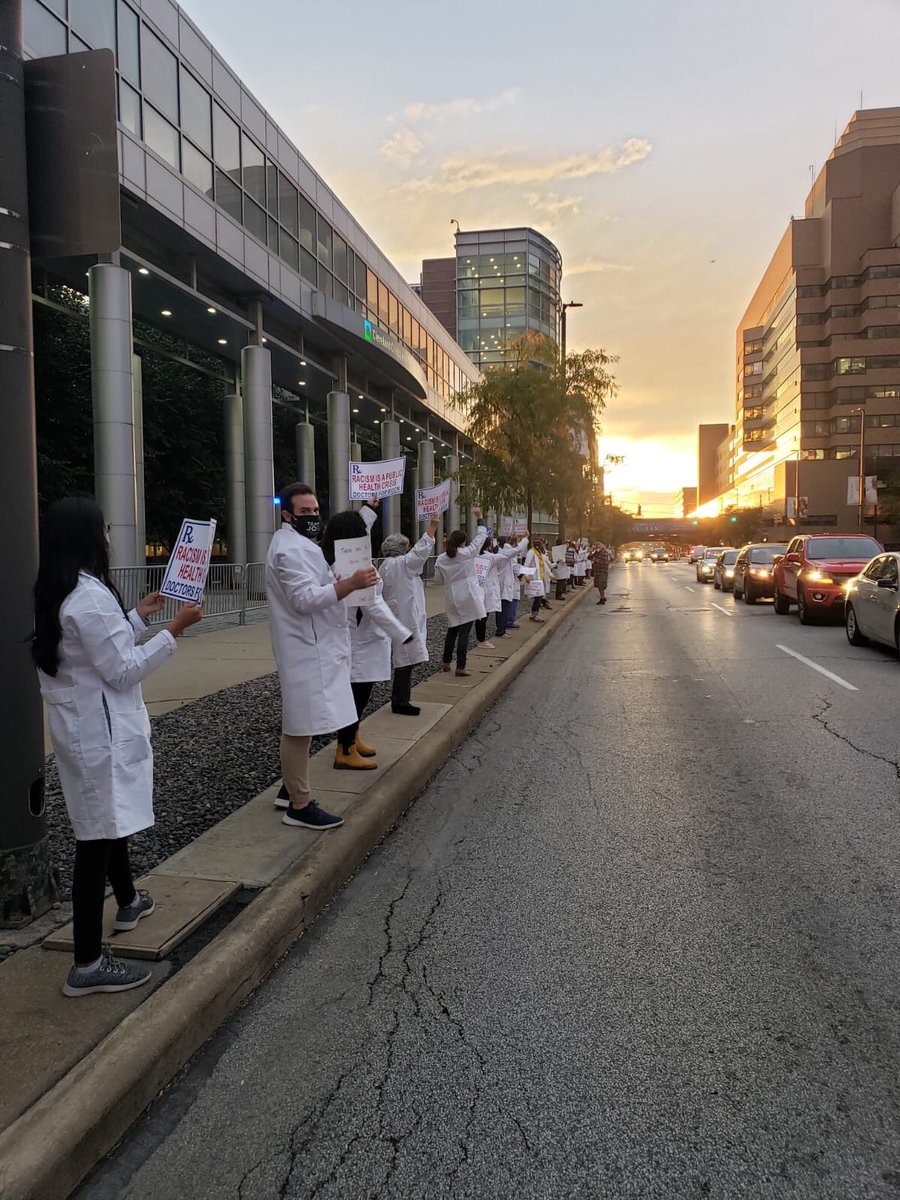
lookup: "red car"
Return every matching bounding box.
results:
[772,533,884,624]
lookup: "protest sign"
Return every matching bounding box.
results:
[518,565,538,577]
[160,518,216,604]
[333,534,376,606]
[551,544,568,563]
[349,457,405,501]
[474,557,491,584]
[415,478,451,521]
[514,517,528,535]
[499,515,514,536]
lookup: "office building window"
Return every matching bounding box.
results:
[241,134,265,206]
[299,196,315,254]
[214,170,241,222]
[119,79,141,137]
[180,68,211,155]
[182,140,212,194]
[117,1,140,84]
[213,103,240,176]
[140,26,178,122]
[244,198,267,243]
[278,174,298,236]
[71,0,115,49]
[299,247,316,286]
[317,217,333,268]
[24,0,66,56]
[333,233,348,284]
[143,103,180,169]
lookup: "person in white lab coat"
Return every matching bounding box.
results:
[434,508,487,675]
[474,539,502,649]
[541,546,554,609]
[554,548,570,600]
[267,483,378,827]
[494,534,529,636]
[32,498,202,997]
[320,507,412,769]
[574,545,589,586]
[523,541,548,621]
[378,517,440,716]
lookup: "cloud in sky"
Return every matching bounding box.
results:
[401,89,520,124]
[566,258,633,275]
[380,128,425,167]
[400,138,653,195]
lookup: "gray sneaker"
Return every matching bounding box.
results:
[114,889,155,931]
[63,945,152,998]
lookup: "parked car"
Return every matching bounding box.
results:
[772,534,884,624]
[696,547,732,583]
[649,545,669,562]
[689,545,706,564]
[845,552,900,654]
[732,543,788,604]
[713,549,740,591]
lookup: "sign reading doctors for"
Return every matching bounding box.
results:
[349,457,406,501]
[514,517,529,535]
[160,518,216,604]
[333,535,376,607]
[415,478,451,522]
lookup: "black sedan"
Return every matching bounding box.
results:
[732,543,788,604]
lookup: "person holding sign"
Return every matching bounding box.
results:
[32,498,202,996]
[435,509,489,676]
[379,516,441,716]
[474,539,501,649]
[321,507,412,769]
[494,533,529,637]
[523,541,548,622]
[267,483,378,828]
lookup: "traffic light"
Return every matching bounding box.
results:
[691,520,699,526]
[729,516,737,523]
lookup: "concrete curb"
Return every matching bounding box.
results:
[0,584,595,1200]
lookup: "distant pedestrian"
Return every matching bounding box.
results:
[378,515,440,716]
[267,483,378,828]
[474,538,501,649]
[435,508,487,676]
[33,497,202,997]
[523,541,547,621]
[591,543,611,604]
[493,533,528,637]
[565,541,577,590]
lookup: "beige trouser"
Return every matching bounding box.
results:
[280,734,312,807]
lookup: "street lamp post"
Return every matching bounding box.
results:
[558,302,583,543]
[852,407,866,530]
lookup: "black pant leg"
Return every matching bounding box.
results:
[443,626,457,664]
[106,837,136,909]
[456,621,473,669]
[392,665,413,706]
[72,838,113,964]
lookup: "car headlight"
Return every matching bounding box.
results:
[751,568,771,577]
[725,569,734,577]
[804,569,834,584]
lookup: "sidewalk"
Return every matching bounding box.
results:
[3,583,594,1200]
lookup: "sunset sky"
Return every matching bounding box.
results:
[184,0,900,516]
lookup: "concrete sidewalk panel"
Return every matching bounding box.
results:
[359,701,450,744]
[0,948,172,1132]
[43,876,240,961]
[309,736,421,793]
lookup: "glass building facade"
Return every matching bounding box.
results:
[454,228,562,369]
[22,0,478,426]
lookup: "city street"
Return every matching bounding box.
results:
[80,562,900,1200]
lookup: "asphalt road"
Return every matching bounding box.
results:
[80,563,900,1200]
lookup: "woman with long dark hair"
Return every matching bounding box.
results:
[434,507,487,676]
[321,505,412,769]
[33,497,202,997]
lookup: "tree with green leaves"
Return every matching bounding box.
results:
[455,333,617,534]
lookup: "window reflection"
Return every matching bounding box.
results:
[140,26,178,122]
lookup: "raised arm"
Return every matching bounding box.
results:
[455,526,488,561]
[70,594,176,691]
[404,531,436,575]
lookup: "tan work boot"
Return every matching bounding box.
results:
[355,731,377,758]
[334,745,377,770]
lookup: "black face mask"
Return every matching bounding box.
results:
[290,513,322,542]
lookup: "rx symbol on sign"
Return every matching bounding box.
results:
[183,524,194,544]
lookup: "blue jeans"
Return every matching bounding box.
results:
[496,598,512,636]
[509,597,519,625]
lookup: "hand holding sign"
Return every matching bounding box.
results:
[160,519,216,605]
[167,603,203,638]
[136,591,166,620]
[415,478,451,521]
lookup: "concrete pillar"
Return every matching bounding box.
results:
[417,439,434,540]
[132,353,145,564]
[468,508,478,540]
[241,344,274,562]
[380,420,401,538]
[327,391,351,515]
[89,262,136,566]
[294,422,315,491]
[446,453,460,534]
[225,392,247,564]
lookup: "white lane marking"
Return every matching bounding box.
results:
[683,586,695,592]
[711,603,733,616]
[776,644,858,692]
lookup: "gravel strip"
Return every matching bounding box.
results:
[44,614,453,899]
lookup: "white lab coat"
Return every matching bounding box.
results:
[542,553,553,595]
[575,549,588,578]
[38,572,176,841]
[378,532,434,669]
[523,548,548,597]
[496,538,529,602]
[477,552,502,614]
[347,581,412,683]
[556,559,571,582]
[435,526,489,626]
[266,526,357,736]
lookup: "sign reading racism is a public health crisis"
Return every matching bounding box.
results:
[415,478,451,521]
[349,457,406,501]
[160,518,216,604]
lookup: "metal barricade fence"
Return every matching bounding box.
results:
[111,555,439,631]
